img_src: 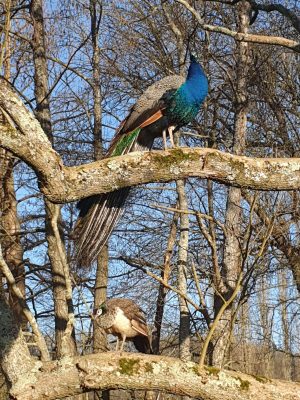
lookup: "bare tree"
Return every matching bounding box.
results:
[0,0,299,399]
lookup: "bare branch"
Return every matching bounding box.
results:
[246,0,300,33]
[175,0,300,52]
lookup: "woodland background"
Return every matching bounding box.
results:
[0,0,299,399]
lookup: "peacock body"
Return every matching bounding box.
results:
[74,54,208,266]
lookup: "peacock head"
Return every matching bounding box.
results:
[93,302,108,318]
[190,52,200,64]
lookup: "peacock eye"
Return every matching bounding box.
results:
[96,308,103,316]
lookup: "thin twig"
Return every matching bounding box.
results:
[198,272,243,369]
[175,0,300,52]
[121,257,200,311]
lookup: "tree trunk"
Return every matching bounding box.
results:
[0,288,34,398]
[0,4,26,328]
[90,0,104,161]
[30,0,76,358]
[211,1,250,367]
[152,211,178,354]
[279,269,292,380]
[89,3,109,399]
[93,246,108,353]
[0,151,27,327]
[176,179,191,362]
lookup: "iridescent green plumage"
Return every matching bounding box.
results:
[110,128,141,157]
[74,54,208,266]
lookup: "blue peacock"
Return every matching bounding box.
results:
[74,54,208,265]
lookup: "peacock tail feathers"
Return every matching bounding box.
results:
[74,56,208,266]
[110,128,141,157]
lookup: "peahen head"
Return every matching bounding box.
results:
[93,302,108,318]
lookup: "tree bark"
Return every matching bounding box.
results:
[3,97,300,200]
[0,4,26,328]
[30,0,76,358]
[93,246,108,353]
[0,149,27,326]
[90,0,104,161]
[152,211,178,354]
[0,289,38,398]
[7,352,300,400]
[211,1,250,367]
[176,180,191,362]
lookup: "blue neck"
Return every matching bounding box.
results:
[185,59,208,102]
[187,59,205,80]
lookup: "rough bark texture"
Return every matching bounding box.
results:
[0,21,26,328]
[44,201,77,358]
[93,247,109,400]
[210,1,250,367]
[176,180,191,362]
[3,101,300,201]
[1,78,300,198]
[30,0,76,358]
[90,0,103,161]
[89,0,108,356]
[0,291,39,397]
[0,16,31,392]
[152,211,178,354]
[8,352,300,400]
[93,246,109,353]
[0,149,26,326]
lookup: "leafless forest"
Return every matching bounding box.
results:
[0,0,299,399]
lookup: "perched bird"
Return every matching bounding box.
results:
[93,298,152,354]
[74,54,208,265]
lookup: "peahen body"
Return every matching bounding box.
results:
[74,54,208,266]
[93,298,152,354]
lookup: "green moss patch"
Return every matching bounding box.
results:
[144,362,154,373]
[152,148,199,168]
[251,374,271,383]
[204,366,220,376]
[119,358,140,375]
[237,377,250,390]
[190,365,200,376]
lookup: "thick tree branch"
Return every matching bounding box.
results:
[10,352,300,400]
[175,0,300,52]
[2,78,300,203]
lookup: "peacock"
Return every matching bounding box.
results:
[74,54,208,266]
[93,298,152,354]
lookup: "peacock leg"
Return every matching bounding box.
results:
[168,126,176,147]
[119,335,126,353]
[115,337,120,351]
[162,129,168,150]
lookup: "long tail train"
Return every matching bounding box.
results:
[73,136,152,266]
[73,63,207,266]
